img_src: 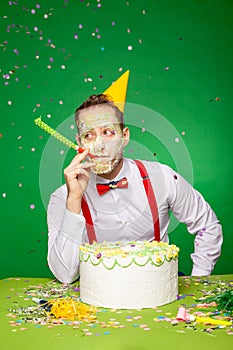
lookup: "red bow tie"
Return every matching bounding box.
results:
[96,177,128,195]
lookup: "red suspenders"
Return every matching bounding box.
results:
[80,194,97,244]
[134,160,160,242]
[81,160,160,244]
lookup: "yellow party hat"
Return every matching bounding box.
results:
[103,70,129,113]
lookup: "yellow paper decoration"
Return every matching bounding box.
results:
[103,70,130,113]
[47,297,97,322]
[195,316,232,326]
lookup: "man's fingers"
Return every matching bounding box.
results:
[69,148,90,165]
[65,161,96,174]
[64,161,96,178]
[81,161,96,169]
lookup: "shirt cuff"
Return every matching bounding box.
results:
[191,266,211,277]
[61,209,86,243]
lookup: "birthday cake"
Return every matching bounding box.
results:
[79,241,179,309]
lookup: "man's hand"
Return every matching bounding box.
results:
[64,148,96,214]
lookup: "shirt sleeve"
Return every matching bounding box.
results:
[165,166,223,276]
[47,187,86,284]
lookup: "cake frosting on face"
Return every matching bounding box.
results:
[79,241,179,309]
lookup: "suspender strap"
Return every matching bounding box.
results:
[81,196,97,244]
[134,160,160,242]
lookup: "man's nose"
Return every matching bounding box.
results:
[94,135,105,151]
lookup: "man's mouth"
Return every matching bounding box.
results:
[92,155,110,160]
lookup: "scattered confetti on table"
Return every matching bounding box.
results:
[4,277,233,337]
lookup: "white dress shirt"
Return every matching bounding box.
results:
[47,158,223,284]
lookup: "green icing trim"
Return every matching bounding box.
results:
[79,251,178,270]
[79,241,179,270]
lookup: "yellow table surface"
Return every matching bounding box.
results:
[1,275,233,350]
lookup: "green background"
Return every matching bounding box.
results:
[0,0,232,279]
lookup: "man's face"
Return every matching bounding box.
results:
[76,104,129,175]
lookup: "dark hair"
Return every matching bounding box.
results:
[74,94,124,131]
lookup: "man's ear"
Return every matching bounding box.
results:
[123,127,130,146]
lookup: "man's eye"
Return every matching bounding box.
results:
[84,133,94,140]
[104,129,115,136]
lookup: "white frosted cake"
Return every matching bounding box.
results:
[79,241,179,309]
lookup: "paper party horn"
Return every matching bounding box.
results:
[34,117,94,157]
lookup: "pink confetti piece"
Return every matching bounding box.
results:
[176,307,195,322]
[139,324,147,328]
[133,316,142,320]
[171,320,179,325]
[176,307,186,321]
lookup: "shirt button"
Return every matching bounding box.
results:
[121,220,127,225]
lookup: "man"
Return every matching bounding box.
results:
[47,93,222,284]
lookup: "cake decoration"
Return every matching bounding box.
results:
[80,241,179,269]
